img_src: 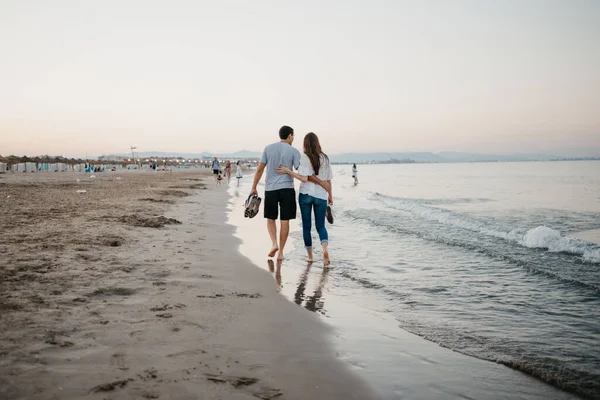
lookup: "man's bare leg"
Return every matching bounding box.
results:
[277,220,290,260]
[267,219,279,258]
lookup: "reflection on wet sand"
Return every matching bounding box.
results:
[267,260,282,292]
[294,262,330,314]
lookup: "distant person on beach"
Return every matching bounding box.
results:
[277,132,333,265]
[212,157,219,184]
[224,160,231,184]
[236,161,243,186]
[250,125,301,260]
[352,163,358,185]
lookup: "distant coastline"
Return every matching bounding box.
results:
[1,152,599,168]
[332,157,600,165]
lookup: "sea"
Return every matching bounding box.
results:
[228,160,600,399]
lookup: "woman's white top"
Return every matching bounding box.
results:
[236,164,243,178]
[298,153,332,201]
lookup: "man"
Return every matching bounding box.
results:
[250,126,301,260]
[212,157,220,184]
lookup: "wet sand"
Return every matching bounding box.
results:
[0,171,377,400]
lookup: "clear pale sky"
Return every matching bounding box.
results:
[1,0,599,157]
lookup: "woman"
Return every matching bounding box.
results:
[352,163,358,185]
[224,160,232,184]
[277,132,333,265]
[235,161,243,186]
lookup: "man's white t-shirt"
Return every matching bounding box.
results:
[298,153,333,201]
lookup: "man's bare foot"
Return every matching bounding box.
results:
[268,246,279,258]
[323,249,330,266]
[307,258,313,263]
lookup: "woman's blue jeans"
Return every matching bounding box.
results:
[299,193,328,249]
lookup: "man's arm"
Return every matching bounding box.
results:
[250,162,266,196]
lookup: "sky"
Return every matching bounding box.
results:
[1,0,599,157]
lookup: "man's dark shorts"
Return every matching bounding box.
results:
[264,188,296,220]
[213,169,219,175]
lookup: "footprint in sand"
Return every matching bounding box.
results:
[138,367,158,381]
[87,286,138,298]
[90,378,133,393]
[110,352,129,371]
[45,340,74,348]
[248,364,266,371]
[150,304,171,312]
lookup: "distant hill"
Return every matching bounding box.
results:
[106,150,261,159]
[226,150,262,158]
[330,151,593,163]
[436,152,563,162]
[329,152,446,163]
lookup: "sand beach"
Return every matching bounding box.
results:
[1,161,598,399]
[0,170,377,400]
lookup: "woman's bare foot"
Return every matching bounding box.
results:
[268,245,279,258]
[323,249,330,266]
[306,250,314,263]
[277,252,285,261]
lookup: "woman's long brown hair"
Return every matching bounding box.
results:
[303,132,328,175]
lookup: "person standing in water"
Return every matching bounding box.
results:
[224,160,232,184]
[277,132,333,266]
[352,163,358,185]
[235,161,243,186]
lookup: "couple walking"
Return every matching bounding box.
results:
[250,126,333,265]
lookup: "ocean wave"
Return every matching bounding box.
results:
[345,207,600,292]
[403,197,493,205]
[371,193,600,264]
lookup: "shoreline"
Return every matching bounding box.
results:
[227,175,582,400]
[0,171,377,399]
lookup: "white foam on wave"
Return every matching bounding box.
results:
[520,226,600,262]
[372,193,600,264]
[521,226,560,248]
